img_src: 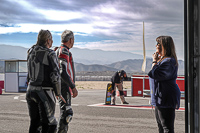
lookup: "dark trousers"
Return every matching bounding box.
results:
[26,86,57,133]
[57,86,73,133]
[155,106,175,133]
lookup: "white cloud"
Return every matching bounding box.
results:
[39,10,84,21]
[15,0,85,21]
[0,23,94,35]
[0,0,184,60]
[75,38,142,52]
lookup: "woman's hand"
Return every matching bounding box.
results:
[152,53,160,67]
[152,53,159,62]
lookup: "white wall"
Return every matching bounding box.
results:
[0,74,4,80]
[5,73,18,92]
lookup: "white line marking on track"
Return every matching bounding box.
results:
[88,103,105,106]
[14,96,19,99]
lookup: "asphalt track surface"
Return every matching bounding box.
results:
[0,89,185,133]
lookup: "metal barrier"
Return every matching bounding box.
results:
[131,76,185,98]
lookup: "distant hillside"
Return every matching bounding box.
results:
[107,58,153,73]
[0,44,184,76]
[71,47,144,65]
[0,44,144,65]
[75,59,184,75]
[0,44,28,60]
[110,59,184,75]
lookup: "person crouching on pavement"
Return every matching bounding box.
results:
[111,70,129,105]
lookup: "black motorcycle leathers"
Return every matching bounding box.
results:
[26,45,61,133]
[55,44,75,133]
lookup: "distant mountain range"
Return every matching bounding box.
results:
[70,47,144,65]
[0,44,144,64]
[0,44,28,60]
[75,59,184,75]
[0,44,184,75]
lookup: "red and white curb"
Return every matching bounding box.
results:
[88,103,185,111]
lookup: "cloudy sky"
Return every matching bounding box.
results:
[0,0,184,60]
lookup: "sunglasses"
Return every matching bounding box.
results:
[157,43,161,46]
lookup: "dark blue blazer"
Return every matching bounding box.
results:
[148,57,181,109]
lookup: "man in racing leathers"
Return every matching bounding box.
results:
[55,30,78,133]
[111,70,129,105]
[26,30,65,133]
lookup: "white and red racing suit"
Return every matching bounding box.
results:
[54,44,75,133]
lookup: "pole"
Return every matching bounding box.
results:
[141,21,146,73]
[184,0,188,132]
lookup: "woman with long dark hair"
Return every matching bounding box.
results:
[148,36,181,133]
